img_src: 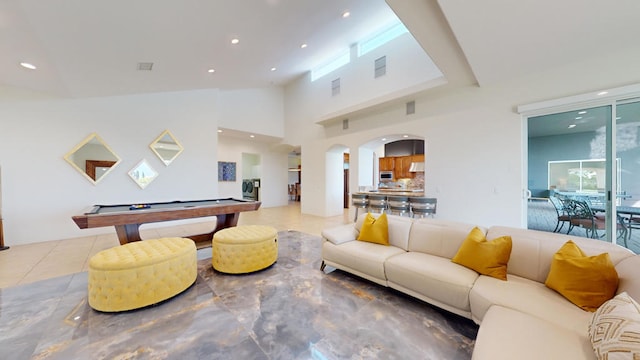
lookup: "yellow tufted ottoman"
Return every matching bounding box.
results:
[212,225,278,274]
[88,237,197,312]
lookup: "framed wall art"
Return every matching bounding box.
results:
[218,161,236,181]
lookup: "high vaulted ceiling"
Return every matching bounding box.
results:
[1,0,399,98]
[3,0,640,100]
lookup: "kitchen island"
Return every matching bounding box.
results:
[351,191,435,219]
[356,189,425,197]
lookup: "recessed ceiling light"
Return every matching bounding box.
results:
[207,69,215,73]
[20,62,36,70]
[381,138,387,141]
[568,124,577,129]
[342,11,350,18]
[597,91,608,96]
[270,67,277,72]
[300,43,307,49]
[575,116,582,120]
[250,135,255,138]
[578,111,587,115]
[231,38,240,45]
[402,135,409,138]
[217,129,223,133]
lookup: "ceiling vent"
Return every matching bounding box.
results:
[406,101,416,115]
[343,119,349,130]
[374,56,386,78]
[332,78,341,96]
[137,62,154,71]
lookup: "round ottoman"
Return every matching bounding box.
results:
[88,237,197,312]
[212,225,278,274]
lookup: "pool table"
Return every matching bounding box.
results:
[72,198,261,248]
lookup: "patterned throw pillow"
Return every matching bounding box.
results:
[588,292,640,359]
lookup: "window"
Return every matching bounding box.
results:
[311,51,350,82]
[358,22,408,57]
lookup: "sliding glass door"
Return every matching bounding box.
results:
[527,101,640,252]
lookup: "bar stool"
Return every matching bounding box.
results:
[387,196,410,217]
[410,197,437,218]
[368,194,387,214]
[351,194,369,222]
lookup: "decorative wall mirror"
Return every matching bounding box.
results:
[150,130,183,166]
[64,133,121,185]
[128,159,158,189]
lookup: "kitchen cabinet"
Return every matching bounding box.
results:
[379,157,395,171]
[395,156,411,179]
[380,155,425,180]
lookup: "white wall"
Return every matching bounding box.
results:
[292,46,640,228]
[217,136,289,208]
[0,89,221,245]
[283,32,443,146]
[218,87,285,138]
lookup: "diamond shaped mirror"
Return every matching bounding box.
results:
[150,130,183,166]
[128,159,158,189]
[64,133,121,185]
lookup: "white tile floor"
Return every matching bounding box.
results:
[0,202,351,288]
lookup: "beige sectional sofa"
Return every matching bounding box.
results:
[320,214,640,360]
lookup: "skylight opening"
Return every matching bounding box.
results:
[311,50,351,82]
[357,22,408,57]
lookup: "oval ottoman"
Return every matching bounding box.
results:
[212,225,278,274]
[88,237,197,312]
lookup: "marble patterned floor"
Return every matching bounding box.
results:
[0,231,478,360]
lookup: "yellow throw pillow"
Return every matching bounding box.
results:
[451,227,512,281]
[357,213,389,246]
[545,240,619,312]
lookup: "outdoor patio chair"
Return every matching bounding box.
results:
[549,196,571,233]
[566,199,627,241]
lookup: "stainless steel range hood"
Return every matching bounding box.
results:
[409,162,425,172]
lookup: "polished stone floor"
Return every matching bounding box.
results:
[0,231,478,360]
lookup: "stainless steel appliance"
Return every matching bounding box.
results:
[242,178,260,200]
[379,171,394,182]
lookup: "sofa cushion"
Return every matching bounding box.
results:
[321,223,359,245]
[486,226,632,284]
[614,255,640,301]
[472,305,596,360]
[357,212,389,245]
[588,292,640,359]
[470,274,593,334]
[451,227,512,281]
[321,240,405,285]
[385,252,479,313]
[545,240,619,312]
[408,218,485,258]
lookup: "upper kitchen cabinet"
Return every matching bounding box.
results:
[379,157,395,171]
[395,155,423,179]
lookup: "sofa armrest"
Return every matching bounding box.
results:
[321,224,358,245]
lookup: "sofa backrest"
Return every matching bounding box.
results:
[615,255,640,300]
[486,226,634,283]
[408,218,485,258]
[355,213,413,250]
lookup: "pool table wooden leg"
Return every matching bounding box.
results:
[115,224,142,245]
[213,212,240,233]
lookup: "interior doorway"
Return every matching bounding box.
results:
[344,153,350,208]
